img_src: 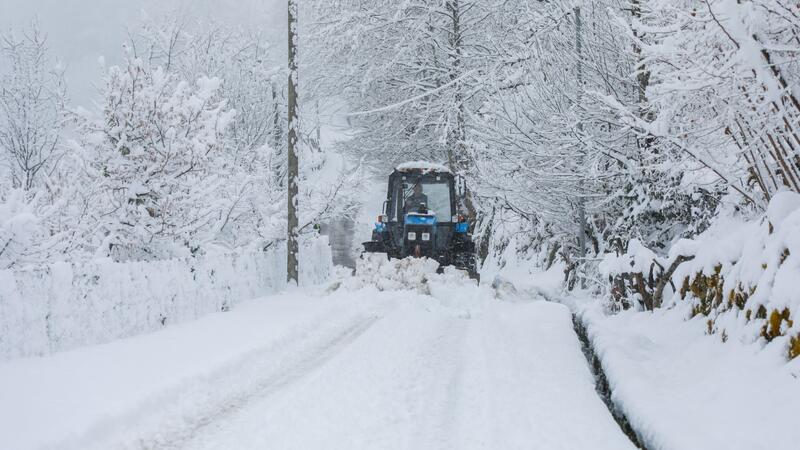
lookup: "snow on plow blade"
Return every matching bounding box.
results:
[353,253,476,293]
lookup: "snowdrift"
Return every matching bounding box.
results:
[0,238,332,361]
[577,300,800,450]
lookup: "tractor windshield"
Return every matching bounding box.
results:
[400,179,453,222]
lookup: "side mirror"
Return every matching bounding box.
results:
[382,200,388,215]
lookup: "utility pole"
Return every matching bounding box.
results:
[287,0,300,284]
[575,6,587,289]
[315,98,321,152]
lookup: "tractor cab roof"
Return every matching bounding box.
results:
[394,161,452,175]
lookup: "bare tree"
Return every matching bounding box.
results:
[0,25,66,192]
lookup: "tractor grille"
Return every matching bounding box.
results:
[404,224,436,257]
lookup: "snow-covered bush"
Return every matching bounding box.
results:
[598,239,662,311]
[0,185,89,268]
[0,190,41,268]
[116,19,363,255]
[75,52,236,260]
[671,192,800,360]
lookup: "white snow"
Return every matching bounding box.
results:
[598,239,658,279]
[5,2,799,449]
[766,191,800,228]
[480,234,565,302]
[577,300,800,450]
[489,252,800,450]
[0,189,40,268]
[395,161,452,174]
[0,272,633,450]
[0,291,360,450]
[184,295,632,450]
[664,193,800,349]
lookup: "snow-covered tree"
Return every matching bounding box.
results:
[68,18,363,259]
[130,19,286,177]
[305,1,494,173]
[75,50,235,260]
[0,25,67,192]
[617,0,800,207]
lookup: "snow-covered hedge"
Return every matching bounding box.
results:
[600,192,800,360]
[670,192,800,359]
[0,238,332,361]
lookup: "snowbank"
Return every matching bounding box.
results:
[0,238,332,361]
[569,193,800,449]
[577,301,800,450]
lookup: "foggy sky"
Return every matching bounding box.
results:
[0,0,285,107]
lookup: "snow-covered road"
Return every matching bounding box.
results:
[1,276,634,450]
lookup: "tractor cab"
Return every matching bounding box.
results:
[363,162,478,279]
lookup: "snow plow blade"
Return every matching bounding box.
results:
[361,240,387,254]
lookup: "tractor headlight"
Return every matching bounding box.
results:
[408,232,417,241]
[421,232,430,241]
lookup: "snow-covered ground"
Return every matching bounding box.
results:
[6,207,799,450]
[577,300,800,450]
[486,255,800,450]
[0,264,634,450]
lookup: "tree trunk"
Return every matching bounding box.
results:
[653,254,695,309]
[287,0,300,284]
[575,6,587,289]
[446,0,477,223]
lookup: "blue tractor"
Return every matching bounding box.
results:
[362,162,479,280]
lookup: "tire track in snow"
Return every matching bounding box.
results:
[168,315,380,450]
[86,313,381,450]
[408,316,469,449]
[435,320,468,447]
